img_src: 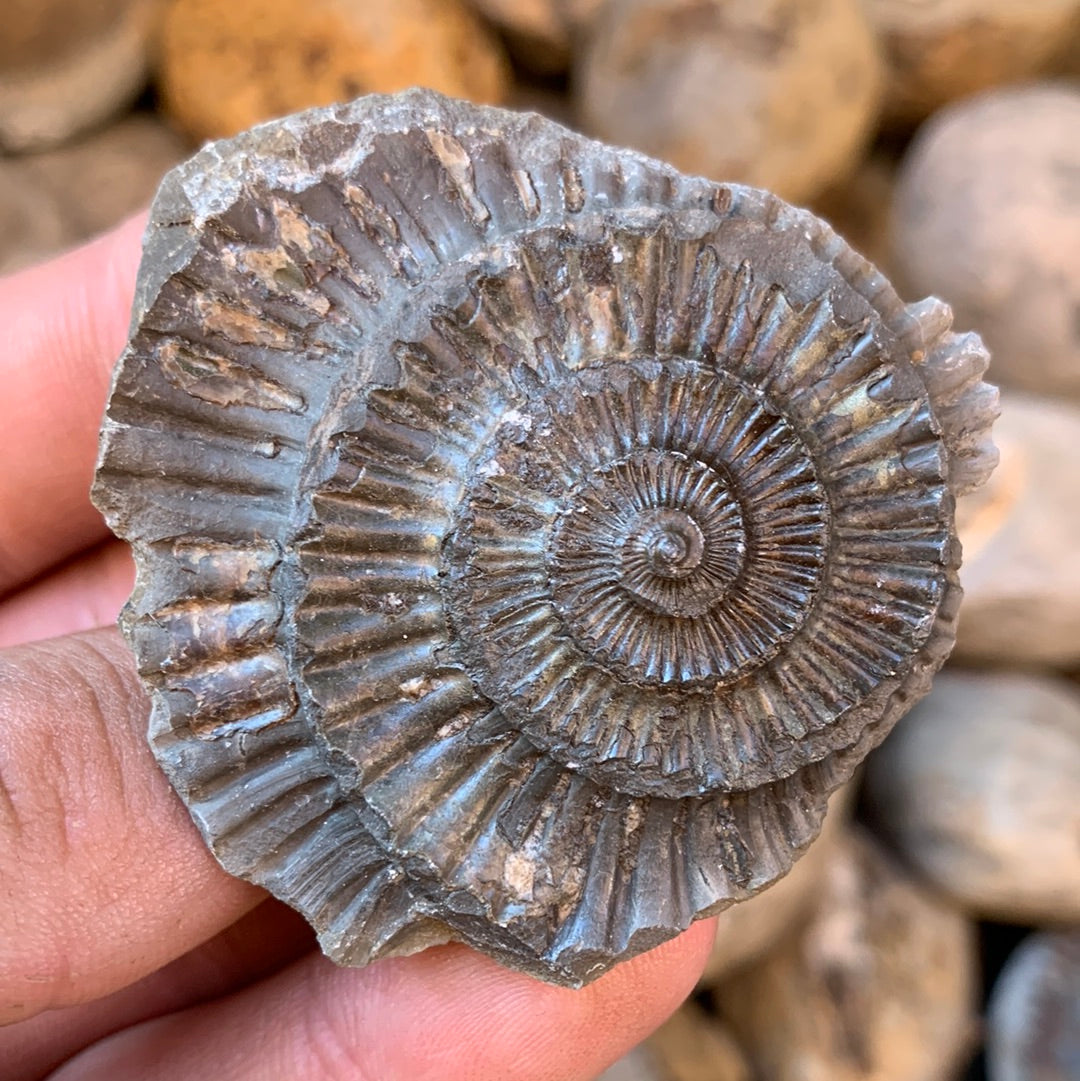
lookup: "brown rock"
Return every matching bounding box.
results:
[714,829,978,1081]
[892,84,1080,400]
[505,82,577,129]
[953,392,1080,667]
[645,1001,751,1081]
[21,115,190,240]
[575,0,884,204]
[987,930,1080,1081]
[0,115,189,274]
[864,0,1080,125]
[811,151,898,275]
[0,162,68,275]
[699,783,855,985]
[864,672,1080,925]
[0,0,159,151]
[467,0,604,72]
[596,1046,667,1081]
[158,0,512,142]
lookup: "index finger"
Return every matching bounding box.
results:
[0,215,145,598]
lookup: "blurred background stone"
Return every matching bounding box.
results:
[700,784,855,986]
[0,113,187,273]
[576,0,884,204]
[0,6,1076,1077]
[713,828,977,1081]
[952,392,1080,668]
[505,82,577,128]
[892,84,1080,400]
[158,0,511,142]
[864,672,1080,925]
[644,1001,750,1081]
[811,148,898,273]
[0,161,69,275]
[20,114,189,239]
[467,0,604,74]
[0,0,160,151]
[986,930,1080,1081]
[596,1046,667,1081]
[863,0,1080,125]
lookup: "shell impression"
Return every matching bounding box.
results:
[92,90,998,987]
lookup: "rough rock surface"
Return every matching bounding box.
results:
[91,90,995,986]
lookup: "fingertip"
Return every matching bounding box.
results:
[57,919,720,1081]
[310,920,720,1081]
[0,212,149,594]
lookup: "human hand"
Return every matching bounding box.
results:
[0,219,715,1081]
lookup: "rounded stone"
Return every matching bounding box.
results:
[987,930,1080,1081]
[466,0,605,73]
[864,0,1080,124]
[953,391,1080,668]
[576,0,884,204]
[713,829,978,1081]
[892,83,1080,400]
[159,0,511,142]
[864,671,1080,924]
[0,0,157,151]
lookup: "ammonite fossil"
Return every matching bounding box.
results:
[92,89,998,987]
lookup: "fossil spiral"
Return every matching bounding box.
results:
[92,90,998,986]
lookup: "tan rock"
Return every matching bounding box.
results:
[864,0,1080,124]
[158,0,511,142]
[864,672,1080,925]
[0,0,159,151]
[21,115,190,240]
[645,1001,750,1081]
[811,151,898,275]
[596,1046,666,1081]
[987,930,1080,1081]
[0,163,68,275]
[699,784,855,985]
[0,114,188,274]
[714,829,977,1081]
[575,0,883,204]
[892,84,1080,400]
[952,393,1080,667]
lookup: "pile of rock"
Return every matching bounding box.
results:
[2,3,1078,1079]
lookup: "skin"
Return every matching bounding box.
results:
[0,217,715,1080]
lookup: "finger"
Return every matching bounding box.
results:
[55,920,717,1081]
[0,215,145,598]
[0,539,133,649]
[0,899,314,1081]
[0,628,261,1026]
